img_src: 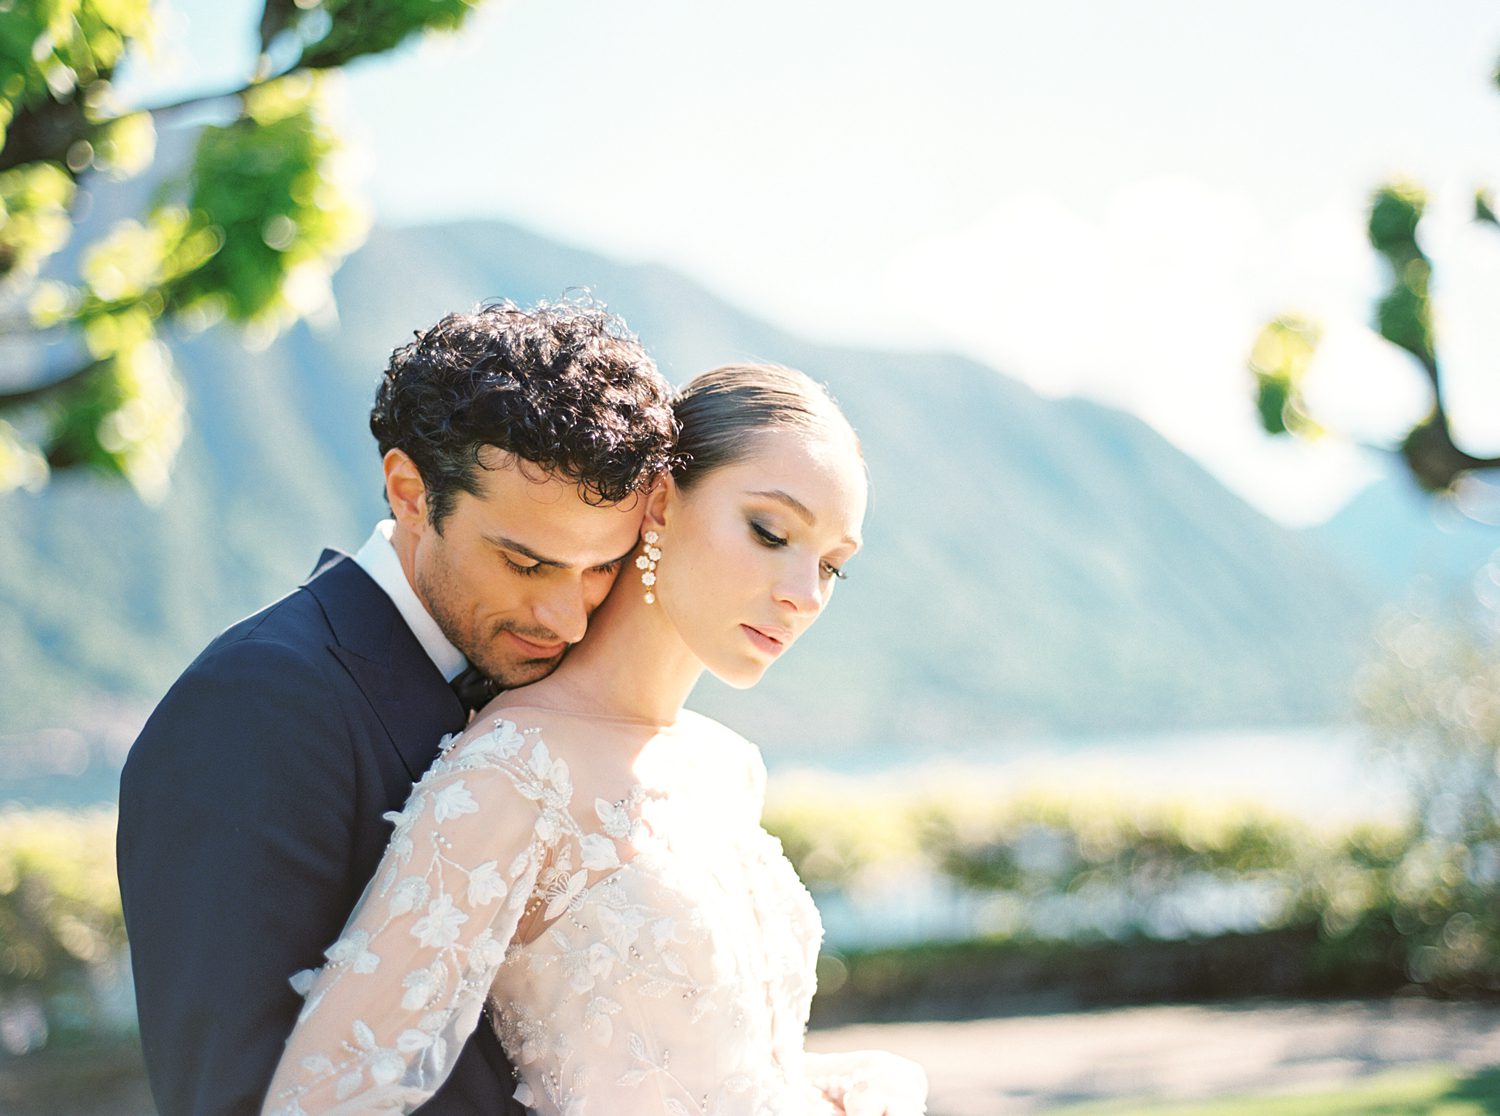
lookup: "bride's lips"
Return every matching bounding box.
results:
[503,630,567,658]
[741,624,791,656]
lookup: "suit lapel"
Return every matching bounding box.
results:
[304,551,468,781]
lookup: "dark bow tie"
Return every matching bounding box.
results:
[450,664,498,715]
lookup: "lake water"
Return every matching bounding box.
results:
[768,723,1411,827]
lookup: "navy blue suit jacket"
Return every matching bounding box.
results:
[117,551,523,1115]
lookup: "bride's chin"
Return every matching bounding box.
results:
[706,658,773,691]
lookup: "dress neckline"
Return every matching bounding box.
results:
[493,702,685,732]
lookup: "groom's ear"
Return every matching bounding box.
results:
[641,473,672,535]
[384,449,429,528]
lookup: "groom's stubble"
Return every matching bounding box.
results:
[415,554,572,689]
[386,448,646,690]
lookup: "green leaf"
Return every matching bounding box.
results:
[0,0,153,124]
[1247,315,1323,438]
[163,74,367,333]
[1375,277,1435,368]
[0,161,76,285]
[1368,181,1425,256]
[43,329,185,500]
[296,0,482,71]
[91,109,154,179]
[1476,189,1498,227]
[1366,182,1437,369]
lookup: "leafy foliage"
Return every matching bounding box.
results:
[0,0,490,498]
[1247,315,1321,438]
[294,0,481,70]
[1359,607,1500,993]
[0,807,123,1036]
[766,757,1499,994]
[1368,182,1435,373]
[1249,61,1500,490]
[0,162,76,283]
[164,76,365,331]
[5,749,1495,1052]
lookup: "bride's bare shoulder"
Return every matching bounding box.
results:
[676,709,747,746]
[677,711,767,788]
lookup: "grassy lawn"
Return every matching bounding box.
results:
[1047,1066,1500,1116]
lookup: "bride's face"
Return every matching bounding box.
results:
[652,425,866,688]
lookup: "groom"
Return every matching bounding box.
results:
[116,300,678,1115]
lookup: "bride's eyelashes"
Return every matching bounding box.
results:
[750,519,849,582]
[749,520,787,548]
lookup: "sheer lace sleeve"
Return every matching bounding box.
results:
[262,718,567,1115]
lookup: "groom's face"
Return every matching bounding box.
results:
[387,448,646,688]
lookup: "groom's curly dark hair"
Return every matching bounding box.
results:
[370,297,678,526]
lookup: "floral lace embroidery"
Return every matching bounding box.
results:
[263,716,833,1116]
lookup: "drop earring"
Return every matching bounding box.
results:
[637,530,661,604]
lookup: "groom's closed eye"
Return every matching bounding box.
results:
[501,552,546,577]
[491,536,634,578]
[591,542,642,577]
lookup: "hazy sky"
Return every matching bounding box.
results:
[121,0,1500,524]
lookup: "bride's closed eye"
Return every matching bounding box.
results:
[749,520,786,548]
[752,520,849,581]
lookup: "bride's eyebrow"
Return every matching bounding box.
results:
[747,489,814,524]
[747,489,860,548]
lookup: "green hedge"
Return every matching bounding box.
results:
[764,777,1497,999]
[0,808,126,1049]
[0,770,1496,1053]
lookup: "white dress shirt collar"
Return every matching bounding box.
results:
[353,520,467,683]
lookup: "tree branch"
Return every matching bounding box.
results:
[126,63,309,124]
[1403,406,1500,491]
[0,63,312,174]
[0,362,96,408]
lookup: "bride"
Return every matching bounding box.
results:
[262,363,928,1115]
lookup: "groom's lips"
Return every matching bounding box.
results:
[503,630,567,658]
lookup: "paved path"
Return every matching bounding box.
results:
[5,999,1498,1114]
[808,999,1500,1115]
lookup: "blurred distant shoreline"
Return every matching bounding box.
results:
[1,709,1404,828]
[767,722,1409,828]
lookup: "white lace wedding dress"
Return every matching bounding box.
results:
[263,708,855,1115]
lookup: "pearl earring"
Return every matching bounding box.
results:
[637,530,661,604]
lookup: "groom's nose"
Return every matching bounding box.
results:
[533,582,590,645]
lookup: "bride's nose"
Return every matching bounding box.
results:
[773,559,822,615]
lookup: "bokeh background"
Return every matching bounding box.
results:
[4,1,1500,1112]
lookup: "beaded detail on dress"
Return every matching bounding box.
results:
[263,713,833,1116]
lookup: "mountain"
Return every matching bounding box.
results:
[1,220,1380,781]
[1304,465,1500,606]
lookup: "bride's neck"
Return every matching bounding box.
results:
[510,579,703,727]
